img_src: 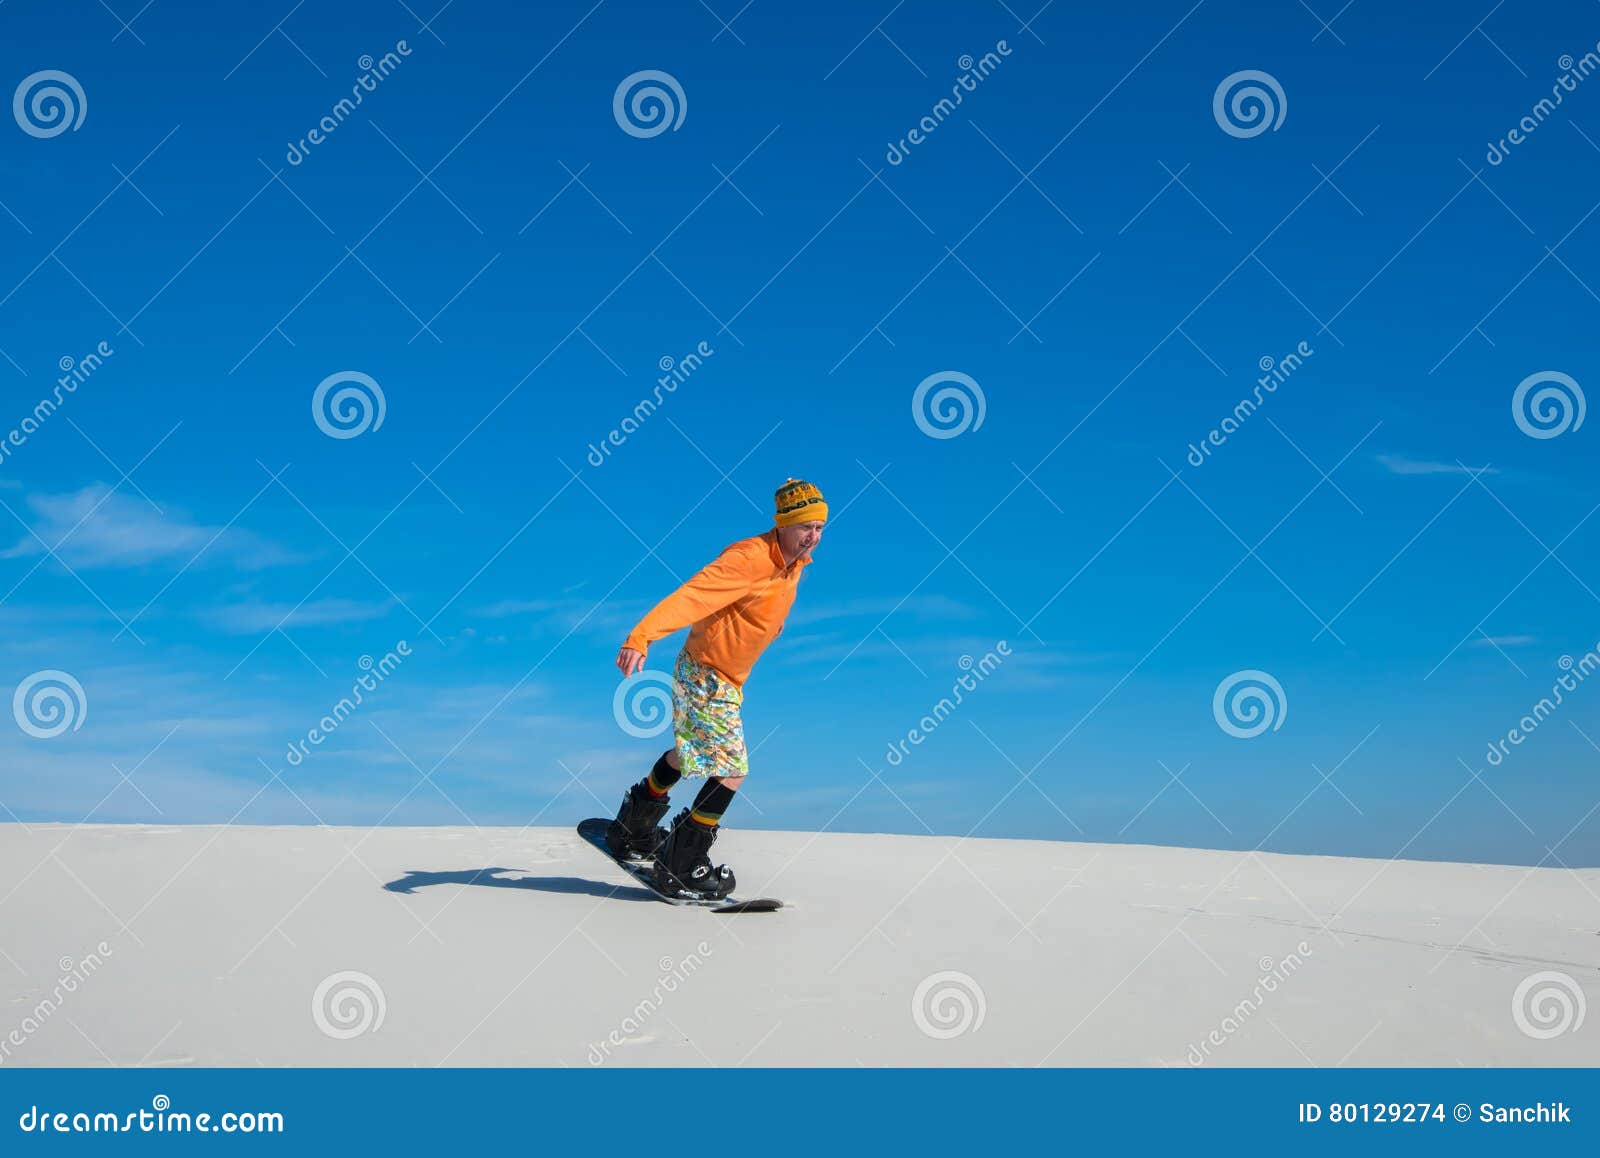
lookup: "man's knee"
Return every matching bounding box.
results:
[721,775,746,792]
[664,748,681,771]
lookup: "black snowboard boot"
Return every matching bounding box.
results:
[652,808,736,899]
[605,781,671,860]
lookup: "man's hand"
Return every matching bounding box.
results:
[616,646,646,678]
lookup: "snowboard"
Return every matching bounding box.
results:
[576,818,782,913]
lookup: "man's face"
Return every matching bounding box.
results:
[778,520,825,561]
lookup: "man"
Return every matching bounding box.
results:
[609,478,826,899]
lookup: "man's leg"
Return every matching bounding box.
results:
[687,774,743,828]
[642,748,682,798]
[607,749,680,857]
[652,652,744,896]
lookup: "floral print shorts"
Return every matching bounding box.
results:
[672,648,749,780]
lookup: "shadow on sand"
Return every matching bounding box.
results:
[383,867,656,903]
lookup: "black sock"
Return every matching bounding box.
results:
[689,777,737,827]
[643,752,681,797]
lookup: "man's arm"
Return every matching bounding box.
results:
[621,540,761,657]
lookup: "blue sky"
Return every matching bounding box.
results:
[2,0,1598,867]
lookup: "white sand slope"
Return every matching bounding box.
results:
[0,823,1595,1067]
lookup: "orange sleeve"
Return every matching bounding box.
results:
[622,540,761,656]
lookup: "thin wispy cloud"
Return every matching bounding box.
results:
[467,595,638,637]
[0,484,294,569]
[472,597,575,618]
[197,597,395,634]
[1376,454,1497,477]
[1469,635,1536,648]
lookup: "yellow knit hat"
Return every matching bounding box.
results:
[774,478,827,527]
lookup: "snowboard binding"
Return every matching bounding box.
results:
[652,808,737,901]
[605,781,671,860]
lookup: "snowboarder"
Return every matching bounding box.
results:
[608,478,827,899]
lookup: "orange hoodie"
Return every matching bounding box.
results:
[622,530,812,687]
